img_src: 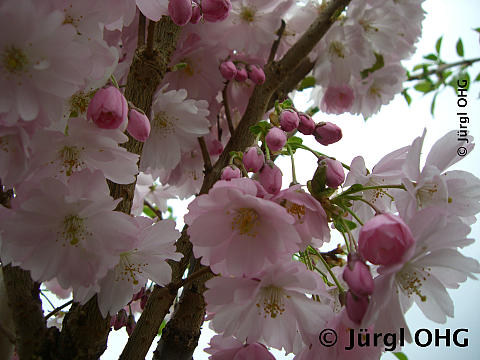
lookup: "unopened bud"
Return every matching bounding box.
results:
[258,161,282,195]
[297,113,315,135]
[221,165,241,180]
[127,109,150,142]
[219,61,237,80]
[313,122,342,145]
[87,86,128,130]
[248,65,265,85]
[168,0,193,26]
[201,0,231,22]
[243,146,264,173]
[279,109,300,132]
[265,127,286,152]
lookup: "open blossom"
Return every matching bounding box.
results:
[0,0,92,126]
[363,207,480,342]
[28,116,139,184]
[186,178,302,276]
[75,217,182,317]
[140,85,210,173]
[0,170,137,290]
[394,130,478,221]
[205,261,332,353]
[320,84,355,114]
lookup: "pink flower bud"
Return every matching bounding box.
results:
[243,146,264,173]
[140,289,151,310]
[113,309,127,330]
[127,109,150,142]
[313,122,342,146]
[358,213,415,266]
[248,65,265,85]
[190,3,201,23]
[126,314,136,336]
[201,0,231,22]
[131,287,146,302]
[87,86,128,130]
[207,138,224,156]
[219,60,237,80]
[345,291,369,324]
[221,165,241,180]
[321,85,355,114]
[321,157,345,188]
[343,260,374,297]
[168,0,193,26]
[234,66,248,82]
[297,113,315,135]
[265,127,286,152]
[279,109,300,132]
[258,161,282,195]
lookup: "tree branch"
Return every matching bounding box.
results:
[406,57,480,81]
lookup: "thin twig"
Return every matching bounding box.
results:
[198,137,213,173]
[407,57,480,81]
[144,200,163,220]
[221,81,235,136]
[45,300,73,320]
[138,13,146,47]
[145,20,157,57]
[268,19,286,64]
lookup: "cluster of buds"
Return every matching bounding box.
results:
[219,60,266,85]
[87,85,151,142]
[168,0,231,26]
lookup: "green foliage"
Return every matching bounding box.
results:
[285,136,303,153]
[143,205,157,219]
[435,35,443,54]
[456,38,464,57]
[249,120,272,137]
[360,53,384,79]
[393,352,408,360]
[297,76,316,91]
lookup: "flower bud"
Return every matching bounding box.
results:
[243,146,264,173]
[313,122,342,145]
[321,157,345,188]
[258,161,282,195]
[321,85,355,114]
[234,66,248,82]
[279,109,300,132]
[190,3,201,23]
[131,287,146,302]
[358,213,415,266]
[140,289,151,310]
[345,291,369,324]
[248,65,265,85]
[201,0,231,22]
[297,113,315,135]
[126,314,136,336]
[87,86,128,129]
[221,165,241,181]
[127,109,150,142]
[265,127,286,152]
[113,309,127,330]
[168,0,193,26]
[343,260,374,297]
[219,60,237,80]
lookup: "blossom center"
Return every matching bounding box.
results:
[287,202,306,222]
[2,45,29,75]
[329,41,345,59]
[58,145,84,176]
[256,286,286,319]
[415,181,441,208]
[69,90,93,116]
[397,268,431,302]
[240,6,255,23]
[117,252,146,285]
[152,111,175,138]
[231,208,259,236]
[59,214,89,246]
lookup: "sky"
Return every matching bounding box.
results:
[95,1,480,359]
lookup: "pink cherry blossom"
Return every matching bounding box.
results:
[185,178,302,276]
[221,165,241,181]
[320,84,355,114]
[205,261,332,353]
[219,60,237,80]
[343,258,374,297]
[265,127,287,152]
[205,335,275,360]
[258,161,282,195]
[168,0,193,26]
[279,110,300,132]
[0,170,138,290]
[247,65,266,85]
[322,158,345,188]
[297,113,315,135]
[243,146,264,173]
[201,0,232,23]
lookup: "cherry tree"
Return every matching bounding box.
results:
[1,1,479,360]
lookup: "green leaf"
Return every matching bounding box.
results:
[280,99,294,109]
[435,36,443,54]
[341,183,364,196]
[143,205,157,219]
[475,72,480,82]
[249,120,272,136]
[474,27,480,34]
[423,53,437,61]
[412,63,429,71]
[333,219,357,232]
[456,38,464,57]
[309,164,327,197]
[297,76,316,91]
[393,352,408,360]
[414,81,433,93]
[286,136,303,152]
[158,320,167,336]
[360,53,385,79]
[402,89,412,106]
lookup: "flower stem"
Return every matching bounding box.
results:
[287,144,298,185]
[309,247,345,294]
